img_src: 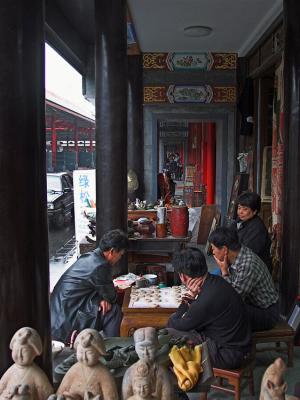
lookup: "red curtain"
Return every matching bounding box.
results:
[187,122,216,204]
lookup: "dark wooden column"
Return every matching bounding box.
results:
[281,0,300,313]
[94,0,127,242]
[0,1,51,378]
[127,55,144,201]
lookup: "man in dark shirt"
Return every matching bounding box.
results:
[167,247,251,369]
[209,226,279,331]
[50,229,128,343]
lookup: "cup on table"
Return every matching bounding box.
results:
[142,273,158,286]
[135,277,148,289]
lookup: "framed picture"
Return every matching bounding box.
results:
[225,173,249,225]
[261,146,272,202]
[205,216,218,255]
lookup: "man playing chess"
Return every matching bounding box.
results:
[167,247,251,369]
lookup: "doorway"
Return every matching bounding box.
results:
[158,119,216,207]
[143,106,235,217]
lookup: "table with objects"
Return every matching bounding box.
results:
[120,286,187,337]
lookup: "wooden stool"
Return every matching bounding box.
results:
[253,320,295,367]
[210,357,255,400]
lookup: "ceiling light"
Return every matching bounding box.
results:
[183,25,212,37]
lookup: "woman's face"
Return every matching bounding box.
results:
[237,205,256,222]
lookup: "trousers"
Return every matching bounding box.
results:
[246,301,279,331]
[98,303,123,337]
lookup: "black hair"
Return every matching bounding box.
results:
[237,191,261,213]
[172,247,208,278]
[99,229,128,252]
[208,226,241,251]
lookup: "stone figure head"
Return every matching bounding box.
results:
[10,327,42,366]
[132,360,155,399]
[133,328,159,362]
[74,329,107,367]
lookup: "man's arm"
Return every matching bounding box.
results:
[167,297,209,332]
[223,256,256,299]
[90,263,117,303]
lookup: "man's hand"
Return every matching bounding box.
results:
[99,300,112,315]
[187,277,202,295]
[213,250,229,276]
[180,276,203,305]
[181,292,195,304]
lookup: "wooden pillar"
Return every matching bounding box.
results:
[128,55,144,201]
[281,0,300,313]
[0,0,52,378]
[94,0,127,245]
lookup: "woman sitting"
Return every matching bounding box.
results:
[235,191,272,272]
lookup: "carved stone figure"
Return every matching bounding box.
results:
[5,384,31,400]
[0,327,53,400]
[48,391,101,400]
[122,327,173,400]
[56,329,118,400]
[259,357,299,400]
[127,360,158,400]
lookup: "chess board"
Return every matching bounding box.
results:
[129,285,187,308]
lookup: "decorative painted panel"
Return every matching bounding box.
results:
[143,52,237,70]
[144,85,236,104]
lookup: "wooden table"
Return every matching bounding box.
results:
[120,287,176,337]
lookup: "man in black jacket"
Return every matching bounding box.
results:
[50,229,128,343]
[167,247,251,369]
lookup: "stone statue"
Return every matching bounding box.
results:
[122,327,173,400]
[0,327,53,400]
[48,391,101,400]
[259,357,299,400]
[127,360,158,400]
[56,329,118,400]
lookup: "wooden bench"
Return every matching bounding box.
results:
[210,356,255,400]
[252,320,295,367]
